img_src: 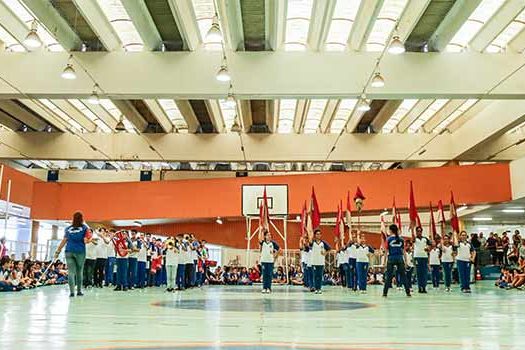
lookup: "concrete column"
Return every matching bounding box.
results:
[30,220,39,260]
[51,225,58,240]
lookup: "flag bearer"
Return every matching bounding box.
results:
[309,228,331,294]
[412,226,431,293]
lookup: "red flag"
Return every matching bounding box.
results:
[380,213,388,250]
[345,191,352,228]
[338,199,345,242]
[259,187,270,231]
[354,186,365,211]
[310,187,321,229]
[450,191,459,234]
[429,202,437,241]
[392,197,402,230]
[300,201,307,237]
[334,203,340,239]
[437,200,446,223]
[409,181,421,228]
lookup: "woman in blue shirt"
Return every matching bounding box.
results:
[55,212,92,297]
[383,224,411,297]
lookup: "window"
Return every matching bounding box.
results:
[303,99,328,133]
[278,99,297,134]
[325,1,361,51]
[96,0,144,51]
[434,99,478,133]
[69,99,112,133]
[284,0,313,51]
[330,99,357,133]
[158,100,188,132]
[366,0,408,52]
[382,99,418,133]
[486,9,525,53]
[408,99,449,133]
[192,0,222,50]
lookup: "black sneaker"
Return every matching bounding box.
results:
[382,294,387,298]
[114,286,122,291]
[69,293,75,298]
[77,292,84,297]
[123,287,128,291]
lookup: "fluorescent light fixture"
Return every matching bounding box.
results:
[472,217,492,221]
[380,210,389,216]
[476,227,489,231]
[216,217,223,224]
[457,205,468,212]
[132,221,142,227]
[502,209,525,213]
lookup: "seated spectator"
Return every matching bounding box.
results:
[248,268,260,283]
[273,266,286,284]
[0,256,19,292]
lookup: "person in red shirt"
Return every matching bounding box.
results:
[249,267,260,283]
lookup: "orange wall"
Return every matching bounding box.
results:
[31,163,511,221]
[0,164,41,207]
[135,220,382,249]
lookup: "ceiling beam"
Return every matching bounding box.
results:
[175,100,200,133]
[0,100,48,131]
[470,0,525,52]
[167,0,201,51]
[397,100,434,133]
[1,51,525,99]
[0,110,23,130]
[0,131,463,162]
[20,0,83,51]
[143,99,173,133]
[422,99,466,132]
[120,0,162,51]
[266,0,286,51]
[459,131,524,161]
[216,0,244,51]
[111,100,149,132]
[205,100,225,133]
[413,100,525,162]
[82,103,118,130]
[348,0,384,51]
[266,100,277,133]
[319,100,338,133]
[17,100,68,132]
[396,0,432,42]
[50,100,96,132]
[307,0,336,51]
[369,100,402,132]
[237,100,252,132]
[72,0,122,51]
[0,1,30,50]
[428,0,482,52]
[509,25,525,53]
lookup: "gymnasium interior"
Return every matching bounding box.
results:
[1,0,525,349]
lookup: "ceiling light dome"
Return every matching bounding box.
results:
[357,99,370,112]
[23,21,42,49]
[206,17,223,42]
[388,35,405,54]
[216,65,231,82]
[61,64,76,80]
[371,72,385,88]
[115,118,126,132]
[231,118,242,133]
[224,93,236,108]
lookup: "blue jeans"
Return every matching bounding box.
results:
[65,251,85,295]
[137,261,146,288]
[312,265,324,291]
[431,265,440,288]
[302,263,308,287]
[105,257,116,285]
[339,263,349,287]
[415,257,428,290]
[356,262,369,291]
[262,262,274,290]
[176,264,186,289]
[128,257,138,287]
[348,258,357,290]
[406,267,413,287]
[457,260,471,290]
[191,260,197,286]
[305,266,313,288]
[442,262,453,288]
[116,258,128,288]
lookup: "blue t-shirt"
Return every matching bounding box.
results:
[387,235,405,261]
[64,224,90,254]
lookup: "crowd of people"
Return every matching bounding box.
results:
[2,211,525,295]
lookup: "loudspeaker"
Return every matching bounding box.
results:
[47,170,59,182]
[140,170,152,181]
[236,171,248,177]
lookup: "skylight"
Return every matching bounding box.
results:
[98,99,136,133]
[382,99,418,133]
[486,8,525,53]
[158,99,188,132]
[278,99,297,134]
[408,99,449,133]
[434,99,479,133]
[446,0,505,52]
[284,0,313,51]
[192,0,222,50]
[0,25,24,52]
[218,99,237,131]
[39,99,84,133]
[330,99,358,133]
[303,99,328,133]
[366,0,408,52]
[69,99,112,133]
[2,0,64,51]
[96,0,144,51]
[324,0,361,51]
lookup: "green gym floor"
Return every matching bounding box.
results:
[0,282,523,350]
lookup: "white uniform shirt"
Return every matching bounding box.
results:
[138,242,147,262]
[337,251,346,266]
[305,249,312,267]
[107,240,116,258]
[348,244,357,259]
[129,239,139,258]
[405,252,414,268]
[260,240,279,263]
[356,245,372,263]
[429,248,441,265]
[456,241,473,262]
[311,240,330,266]
[95,239,109,259]
[165,248,178,266]
[300,249,307,264]
[414,237,430,258]
[85,242,97,260]
[441,245,454,263]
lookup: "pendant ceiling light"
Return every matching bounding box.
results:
[388,35,405,54]
[216,65,231,82]
[61,55,77,80]
[23,21,42,49]
[371,72,385,88]
[206,16,223,42]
